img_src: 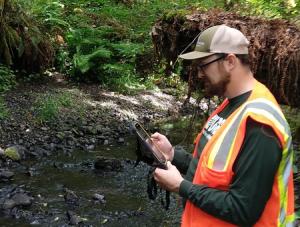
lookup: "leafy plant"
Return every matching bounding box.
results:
[67,25,144,91]
[0,65,16,92]
[230,0,299,19]
[0,0,54,73]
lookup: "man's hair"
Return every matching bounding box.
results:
[235,54,249,66]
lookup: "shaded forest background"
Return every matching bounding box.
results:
[1,0,299,93]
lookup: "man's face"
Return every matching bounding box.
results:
[196,54,230,97]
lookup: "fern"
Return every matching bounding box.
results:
[111,42,143,58]
[73,48,112,74]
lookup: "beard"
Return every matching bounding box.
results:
[203,73,230,98]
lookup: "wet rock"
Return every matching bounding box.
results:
[26,167,35,177]
[67,139,75,146]
[90,138,96,144]
[67,210,82,225]
[86,144,95,150]
[4,145,26,161]
[0,170,14,180]
[49,143,56,151]
[30,220,40,225]
[92,193,106,204]
[11,193,33,207]
[64,188,79,206]
[95,125,103,133]
[87,126,97,135]
[2,199,16,209]
[103,140,109,145]
[31,146,50,158]
[94,156,122,171]
[97,135,107,140]
[56,132,65,140]
[117,137,125,144]
[41,127,48,131]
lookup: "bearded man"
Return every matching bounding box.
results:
[151,25,295,227]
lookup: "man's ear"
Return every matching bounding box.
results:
[224,54,237,71]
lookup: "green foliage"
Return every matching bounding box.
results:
[21,0,69,32]
[144,64,187,96]
[73,48,112,74]
[0,0,54,73]
[296,209,300,221]
[0,65,16,92]
[0,97,9,120]
[66,25,144,91]
[33,91,78,123]
[229,0,299,19]
[20,0,300,92]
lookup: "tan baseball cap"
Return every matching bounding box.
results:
[179,25,249,60]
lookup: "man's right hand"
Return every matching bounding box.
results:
[150,132,174,161]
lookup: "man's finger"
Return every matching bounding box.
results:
[151,132,161,139]
[166,161,172,168]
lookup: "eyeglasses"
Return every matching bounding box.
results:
[197,55,226,73]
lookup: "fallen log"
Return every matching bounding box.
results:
[152,9,300,107]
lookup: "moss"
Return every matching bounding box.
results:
[162,9,190,23]
[4,147,21,161]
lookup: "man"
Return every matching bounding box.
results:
[151,25,295,226]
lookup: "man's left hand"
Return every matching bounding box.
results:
[153,161,184,193]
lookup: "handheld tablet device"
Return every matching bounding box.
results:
[133,122,167,169]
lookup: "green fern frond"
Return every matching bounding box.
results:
[44,17,70,28]
[74,48,112,74]
[111,42,143,58]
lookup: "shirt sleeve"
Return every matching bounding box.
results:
[172,146,192,174]
[178,119,282,226]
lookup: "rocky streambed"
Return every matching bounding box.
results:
[0,81,200,226]
[0,139,185,226]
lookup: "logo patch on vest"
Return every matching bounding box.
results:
[203,114,226,140]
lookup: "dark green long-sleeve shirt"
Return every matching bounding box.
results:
[172,91,282,226]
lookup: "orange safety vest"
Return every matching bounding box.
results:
[182,80,295,227]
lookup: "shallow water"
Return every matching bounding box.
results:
[0,117,199,226]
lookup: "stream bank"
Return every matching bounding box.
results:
[0,79,202,226]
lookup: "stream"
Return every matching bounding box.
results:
[0,117,199,226]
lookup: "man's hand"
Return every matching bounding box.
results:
[153,161,183,193]
[150,132,174,161]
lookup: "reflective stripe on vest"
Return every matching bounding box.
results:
[285,213,295,227]
[207,98,290,171]
[279,139,294,226]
